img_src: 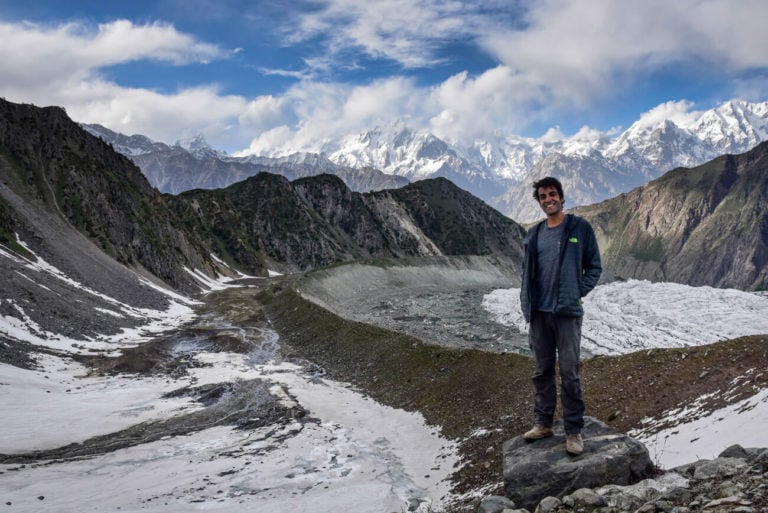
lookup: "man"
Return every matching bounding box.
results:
[519,176,602,456]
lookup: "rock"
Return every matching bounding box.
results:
[502,417,655,510]
[716,480,742,498]
[601,491,644,512]
[702,496,752,508]
[636,502,656,513]
[568,488,607,507]
[533,496,561,513]
[596,472,689,510]
[690,457,749,480]
[660,485,695,504]
[719,444,750,459]
[478,495,517,513]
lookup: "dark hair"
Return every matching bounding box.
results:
[532,176,564,201]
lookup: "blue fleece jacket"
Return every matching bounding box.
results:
[520,214,602,322]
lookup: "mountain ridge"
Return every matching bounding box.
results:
[85,99,768,224]
[167,172,525,274]
[3,98,523,283]
[0,100,216,294]
[572,140,768,290]
[83,123,410,195]
[0,97,526,352]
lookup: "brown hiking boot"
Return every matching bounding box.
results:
[566,433,584,455]
[523,424,554,440]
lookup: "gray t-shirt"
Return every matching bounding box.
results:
[533,222,564,312]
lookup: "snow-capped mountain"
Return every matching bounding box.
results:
[85,123,169,157]
[82,124,409,194]
[688,99,768,153]
[327,122,504,199]
[322,99,768,222]
[87,99,768,223]
[174,133,225,160]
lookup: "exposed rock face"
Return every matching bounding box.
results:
[574,141,768,290]
[0,99,216,294]
[3,99,524,284]
[386,175,523,258]
[502,417,655,510]
[1,99,223,348]
[169,172,526,274]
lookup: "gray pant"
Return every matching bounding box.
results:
[528,311,584,434]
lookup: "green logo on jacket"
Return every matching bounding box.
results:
[568,237,579,243]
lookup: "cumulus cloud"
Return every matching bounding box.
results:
[427,66,552,142]
[481,0,768,108]
[2,1,767,157]
[632,100,703,130]
[237,77,428,155]
[0,19,224,86]
[72,84,247,141]
[0,19,247,146]
[253,0,768,151]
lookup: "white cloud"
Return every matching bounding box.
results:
[481,0,768,108]
[238,95,290,133]
[285,0,492,69]
[237,77,427,155]
[0,19,248,147]
[72,83,248,141]
[633,100,703,130]
[235,125,295,156]
[570,125,611,142]
[265,0,768,149]
[540,126,566,143]
[2,1,767,157]
[427,66,551,142]
[0,20,224,86]
[85,19,225,65]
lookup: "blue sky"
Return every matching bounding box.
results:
[1,0,767,154]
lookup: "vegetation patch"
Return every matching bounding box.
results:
[629,233,665,262]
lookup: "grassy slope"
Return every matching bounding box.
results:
[255,279,768,502]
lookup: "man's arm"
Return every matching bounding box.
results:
[580,222,602,296]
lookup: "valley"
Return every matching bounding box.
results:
[1,97,768,512]
[2,250,768,512]
[0,281,457,512]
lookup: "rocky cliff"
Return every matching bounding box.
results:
[573,141,768,290]
[3,99,524,286]
[168,172,525,274]
[0,99,215,294]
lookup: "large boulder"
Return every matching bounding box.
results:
[502,416,655,510]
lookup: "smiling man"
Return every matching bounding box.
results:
[519,176,602,456]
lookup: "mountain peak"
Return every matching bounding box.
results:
[87,98,768,224]
[174,134,221,159]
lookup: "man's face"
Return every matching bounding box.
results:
[537,186,564,217]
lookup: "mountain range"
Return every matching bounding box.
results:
[0,98,524,340]
[5,97,767,299]
[83,124,409,195]
[2,96,767,513]
[86,100,768,223]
